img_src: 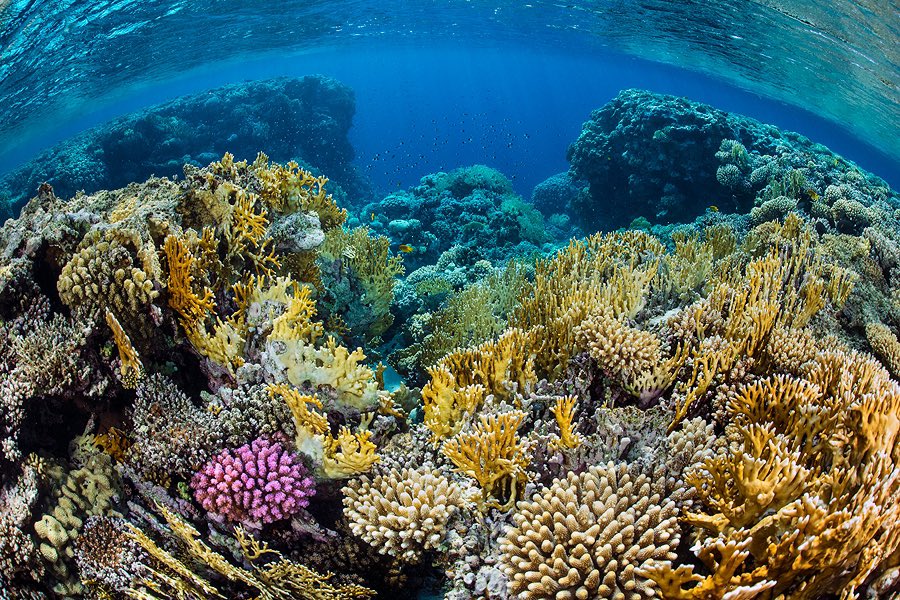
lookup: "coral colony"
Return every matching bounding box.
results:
[0,86,899,600]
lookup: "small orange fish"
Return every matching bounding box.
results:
[807,189,819,201]
[398,244,414,254]
[708,205,719,213]
[370,212,376,221]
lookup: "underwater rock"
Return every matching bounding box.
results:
[567,88,897,230]
[0,76,370,219]
[530,171,586,217]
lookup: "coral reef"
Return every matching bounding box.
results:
[0,76,369,217]
[359,165,570,275]
[1,92,899,600]
[567,89,897,229]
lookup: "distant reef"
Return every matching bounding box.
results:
[0,76,370,219]
[565,88,897,230]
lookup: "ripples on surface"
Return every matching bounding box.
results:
[0,0,897,166]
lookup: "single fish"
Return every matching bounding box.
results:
[398,244,415,253]
[807,189,819,201]
[370,212,376,221]
[708,205,719,213]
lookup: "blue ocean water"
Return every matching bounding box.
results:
[0,1,897,198]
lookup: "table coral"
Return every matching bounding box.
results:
[191,436,315,526]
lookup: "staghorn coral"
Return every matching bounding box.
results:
[342,466,469,563]
[499,461,679,600]
[191,436,315,526]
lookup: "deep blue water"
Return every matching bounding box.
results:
[2,41,897,200]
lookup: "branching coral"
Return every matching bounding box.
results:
[124,503,373,599]
[191,437,315,526]
[342,466,469,562]
[500,461,680,600]
[319,226,405,339]
[865,322,900,378]
[58,228,158,319]
[105,309,143,388]
[127,374,218,483]
[423,327,536,409]
[548,395,582,451]
[648,352,900,599]
[35,439,123,595]
[321,428,380,479]
[512,231,661,379]
[442,411,530,511]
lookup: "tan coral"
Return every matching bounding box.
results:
[865,322,900,378]
[58,229,158,317]
[500,461,680,600]
[342,466,468,563]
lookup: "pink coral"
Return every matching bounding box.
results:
[191,436,315,525]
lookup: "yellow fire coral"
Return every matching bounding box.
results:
[425,327,536,405]
[270,336,387,413]
[513,231,661,379]
[321,427,380,479]
[125,502,373,599]
[442,411,530,511]
[105,309,142,388]
[647,350,900,599]
[250,152,347,230]
[549,395,582,451]
[421,370,486,441]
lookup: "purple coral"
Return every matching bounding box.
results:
[191,436,315,525]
